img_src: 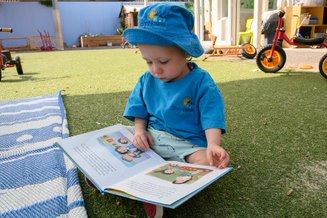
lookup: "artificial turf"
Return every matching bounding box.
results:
[1,48,326,217]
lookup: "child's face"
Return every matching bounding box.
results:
[117,146,128,153]
[138,44,190,82]
[174,175,192,184]
[122,154,133,161]
[163,169,175,174]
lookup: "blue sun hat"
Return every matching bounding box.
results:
[123,3,204,57]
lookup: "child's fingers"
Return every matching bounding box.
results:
[209,149,230,168]
[208,150,220,166]
[218,158,229,168]
[139,135,151,150]
[207,153,213,166]
[133,137,148,151]
[218,152,230,168]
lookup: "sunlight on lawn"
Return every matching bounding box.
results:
[1,48,326,217]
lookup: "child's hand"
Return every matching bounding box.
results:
[207,145,230,168]
[133,129,154,151]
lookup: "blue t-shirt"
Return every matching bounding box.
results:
[124,63,226,147]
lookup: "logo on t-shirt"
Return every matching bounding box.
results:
[171,97,194,113]
[183,97,192,107]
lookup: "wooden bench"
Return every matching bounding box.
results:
[0,37,33,50]
[80,35,122,47]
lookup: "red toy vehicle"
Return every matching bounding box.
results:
[0,27,23,81]
[256,11,327,79]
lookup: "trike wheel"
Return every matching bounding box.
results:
[240,43,257,59]
[256,45,286,73]
[318,53,327,79]
[15,56,23,75]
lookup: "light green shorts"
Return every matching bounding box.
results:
[126,126,206,162]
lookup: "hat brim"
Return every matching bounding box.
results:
[123,28,204,58]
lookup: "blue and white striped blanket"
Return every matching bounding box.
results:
[0,92,87,217]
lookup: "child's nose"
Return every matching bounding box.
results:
[152,64,162,74]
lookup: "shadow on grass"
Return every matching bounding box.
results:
[0,72,40,83]
[269,69,321,77]
[61,71,327,218]
[1,72,74,83]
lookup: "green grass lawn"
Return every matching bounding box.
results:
[1,48,327,217]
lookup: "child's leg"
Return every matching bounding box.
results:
[185,149,210,165]
[147,127,206,163]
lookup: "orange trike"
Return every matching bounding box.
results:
[256,11,327,79]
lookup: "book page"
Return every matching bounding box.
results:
[108,161,232,206]
[58,124,165,191]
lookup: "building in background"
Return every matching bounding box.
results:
[0,0,297,50]
[194,0,293,49]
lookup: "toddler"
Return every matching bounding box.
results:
[123,3,230,169]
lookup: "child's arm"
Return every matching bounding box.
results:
[133,117,154,151]
[205,128,230,168]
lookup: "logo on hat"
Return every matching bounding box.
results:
[148,9,166,23]
[149,10,157,20]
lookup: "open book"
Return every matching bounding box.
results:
[56,124,232,209]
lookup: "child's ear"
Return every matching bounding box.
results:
[185,54,192,62]
[179,49,192,61]
[184,52,191,59]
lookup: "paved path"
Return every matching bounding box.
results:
[203,47,327,72]
[283,48,326,71]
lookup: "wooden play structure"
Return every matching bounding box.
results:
[119,5,144,28]
[202,36,257,61]
[0,34,56,51]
